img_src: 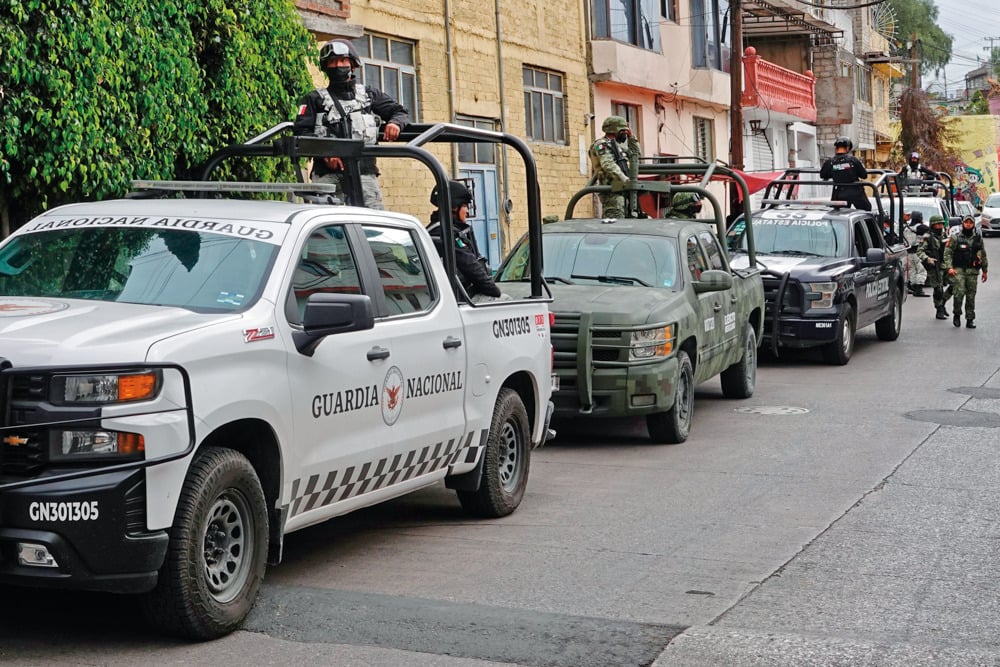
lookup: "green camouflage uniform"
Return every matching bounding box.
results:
[916,224,950,312]
[588,117,639,218]
[666,192,701,219]
[944,229,988,323]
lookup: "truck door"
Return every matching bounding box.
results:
[356,223,468,472]
[686,234,725,376]
[283,223,395,524]
[851,217,885,324]
[861,216,895,321]
[698,229,739,354]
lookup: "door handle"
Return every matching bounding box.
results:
[367,346,390,361]
[713,303,722,312]
[442,336,463,350]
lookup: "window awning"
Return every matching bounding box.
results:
[742,0,843,40]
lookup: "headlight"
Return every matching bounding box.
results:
[50,430,145,462]
[630,325,674,360]
[805,282,837,310]
[53,371,161,404]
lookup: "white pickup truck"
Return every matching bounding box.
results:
[0,125,553,639]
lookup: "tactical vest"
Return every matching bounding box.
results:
[314,84,380,146]
[951,234,982,268]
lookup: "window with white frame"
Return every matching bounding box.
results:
[456,116,497,165]
[523,66,567,144]
[613,102,641,144]
[661,0,677,22]
[592,0,661,51]
[353,33,419,121]
[693,117,715,162]
[691,0,731,71]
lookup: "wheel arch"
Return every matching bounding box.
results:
[501,371,537,436]
[198,419,284,564]
[679,335,698,375]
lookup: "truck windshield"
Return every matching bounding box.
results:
[732,216,849,258]
[0,228,277,312]
[498,232,679,289]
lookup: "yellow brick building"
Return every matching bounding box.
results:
[300,1,592,264]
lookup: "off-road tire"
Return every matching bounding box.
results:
[822,303,856,365]
[457,388,530,518]
[140,447,268,640]
[720,326,757,399]
[875,287,902,341]
[647,351,694,443]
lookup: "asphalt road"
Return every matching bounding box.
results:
[3,241,1000,666]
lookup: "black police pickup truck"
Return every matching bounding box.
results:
[727,176,907,365]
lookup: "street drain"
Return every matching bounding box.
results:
[905,410,1000,428]
[734,406,809,415]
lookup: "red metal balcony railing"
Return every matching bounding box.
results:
[742,47,817,122]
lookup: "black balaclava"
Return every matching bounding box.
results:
[325,65,353,86]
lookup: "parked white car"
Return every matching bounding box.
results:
[979,192,1000,237]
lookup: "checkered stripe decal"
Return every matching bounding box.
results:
[289,429,487,517]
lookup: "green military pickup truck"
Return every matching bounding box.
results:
[496,161,764,443]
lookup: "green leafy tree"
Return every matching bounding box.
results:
[887,0,953,78]
[0,0,314,234]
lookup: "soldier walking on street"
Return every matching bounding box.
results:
[589,116,640,218]
[819,136,872,211]
[905,211,929,297]
[917,215,951,319]
[293,39,410,209]
[944,215,989,328]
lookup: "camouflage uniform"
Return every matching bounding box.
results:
[666,192,702,219]
[916,217,950,318]
[903,215,928,294]
[944,223,989,327]
[588,116,640,218]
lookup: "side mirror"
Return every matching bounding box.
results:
[865,247,886,265]
[692,269,734,293]
[294,293,374,356]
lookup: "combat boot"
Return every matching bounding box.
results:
[967,319,976,329]
[935,306,948,320]
[912,285,928,297]
[954,314,961,327]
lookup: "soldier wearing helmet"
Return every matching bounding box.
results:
[427,180,502,300]
[588,116,640,218]
[944,215,989,328]
[666,192,703,219]
[917,214,952,319]
[293,39,410,209]
[819,136,871,211]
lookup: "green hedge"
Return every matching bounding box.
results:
[0,0,315,231]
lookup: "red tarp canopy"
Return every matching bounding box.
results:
[637,169,786,217]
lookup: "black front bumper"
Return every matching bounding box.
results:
[0,469,167,594]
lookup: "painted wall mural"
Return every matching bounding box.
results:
[949,116,1000,208]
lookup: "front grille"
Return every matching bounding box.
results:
[2,373,48,476]
[552,312,644,368]
[762,275,803,317]
[552,312,581,370]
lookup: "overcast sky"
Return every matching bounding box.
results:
[922,0,998,97]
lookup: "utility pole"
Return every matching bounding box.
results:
[730,0,744,170]
[910,33,920,90]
